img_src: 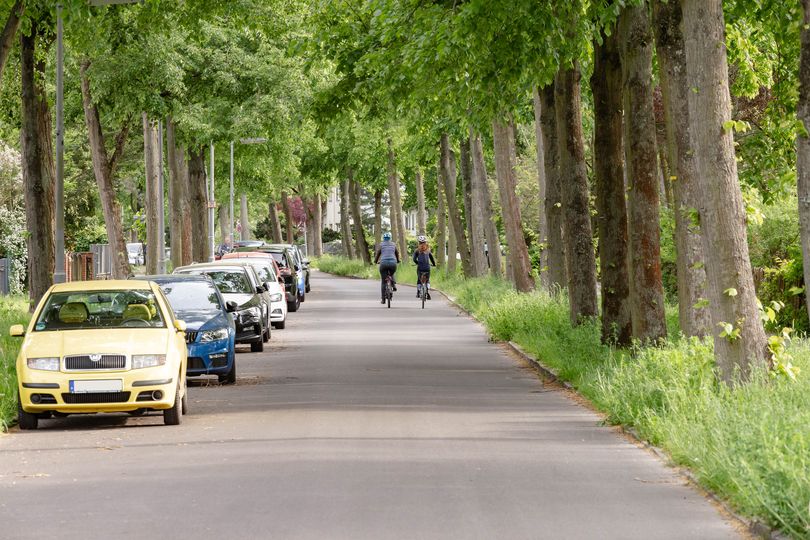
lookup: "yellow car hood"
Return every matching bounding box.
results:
[22,329,172,359]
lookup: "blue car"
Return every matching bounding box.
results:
[145,274,238,384]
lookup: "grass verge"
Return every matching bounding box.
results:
[0,296,30,431]
[314,255,810,538]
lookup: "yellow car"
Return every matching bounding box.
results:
[11,280,188,429]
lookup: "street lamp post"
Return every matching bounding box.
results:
[229,137,267,249]
[53,3,65,284]
[157,120,166,273]
[209,142,215,262]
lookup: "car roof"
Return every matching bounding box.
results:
[222,252,274,259]
[50,279,153,292]
[174,261,253,272]
[141,274,213,284]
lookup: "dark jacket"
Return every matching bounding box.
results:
[412,250,436,271]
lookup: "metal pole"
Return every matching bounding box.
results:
[209,142,215,262]
[229,140,234,248]
[157,120,166,273]
[53,4,66,284]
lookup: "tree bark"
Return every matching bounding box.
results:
[166,118,190,269]
[682,0,768,381]
[555,66,598,323]
[492,118,534,292]
[338,180,354,258]
[142,113,160,275]
[460,137,474,256]
[373,189,382,249]
[313,193,323,256]
[435,162,447,267]
[620,1,667,342]
[20,21,54,306]
[281,191,295,243]
[415,169,427,235]
[592,29,632,346]
[533,87,550,288]
[240,193,251,241]
[349,172,371,264]
[217,203,228,246]
[0,0,23,85]
[471,134,502,277]
[386,139,408,258]
[539,84,566,289]
[468,130,489,277]
[269,199,283,243]
[653,0,711,337]
[80,60,132,279]
[187,146,208,262]
[303,196,315,256]
[440,133,472,276]
[445,175,457,274]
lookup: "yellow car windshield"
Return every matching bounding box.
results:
[33,290,166,331]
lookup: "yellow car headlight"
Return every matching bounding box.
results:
[27,357,60,371]
[131,354,166,369]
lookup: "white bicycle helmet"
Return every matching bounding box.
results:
[417,235,427,243]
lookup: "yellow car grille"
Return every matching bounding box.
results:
[64,354,126,370]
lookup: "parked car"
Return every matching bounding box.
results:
[11,280,188,429]
[235,246,301,312]
[126,242,145,266]
[143,274,237,384]
[234,240,266,249]
[266,243,311,293]
[221,253,288,329]
[173,262,270,352]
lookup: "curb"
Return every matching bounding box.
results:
[319,268,789,540]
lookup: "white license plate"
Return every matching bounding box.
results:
[70,379,123,393]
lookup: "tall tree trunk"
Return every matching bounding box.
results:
[20,21,54,306]
[472,135,502,277]
[460,137,474,255]
[620,1,667,342]
[533,87,550,288]
[80,60,131,279]
[313,193,323,256]
[217,203,228,246]
[349,174,371,264]
[682,0,768,381]
[339,179,354,258]
[592,29,632,346]
[188,146,208,262]
[303,196,315,256]
[468,130,489,277]
[240,193,251,241]
[440,133,472,275]
[281,191,295,243]
[445,178,457,274]
[0,0,23,84]
[653,0,711,337]
[373,189,382,249]
[269,199,283,243]
[166,118,188,269]
[415,169,427,235]
[435,162,447,267]
[386,139,408,258]
[143,113,160,275]
[492,119,534,292]
[555,66,598,323]
[540,84,566,289]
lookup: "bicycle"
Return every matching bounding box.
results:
[417,271,429,309]
[384,273,394,308]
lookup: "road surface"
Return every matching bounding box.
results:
[0,271,742,539]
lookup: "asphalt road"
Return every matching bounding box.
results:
[0,270,742,539]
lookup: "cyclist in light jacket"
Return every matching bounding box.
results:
[374,232,400,304]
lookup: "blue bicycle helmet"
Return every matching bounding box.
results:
[382,232,392,241]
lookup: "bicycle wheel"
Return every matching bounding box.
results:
[421,286,425,309]
[387,286,391,308]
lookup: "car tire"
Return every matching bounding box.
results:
[219,360,237,385]
[250,338,264,352]
[273,319,286,330]
[181,385,189,415]
[288,298,299,312]
[17,399,38,430]
[305,280,311,293]
[163,380,183,426]
[263,318,270,342]
[299,291,305,303]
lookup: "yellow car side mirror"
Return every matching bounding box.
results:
[173,320,187,333]
[9,324,25,337]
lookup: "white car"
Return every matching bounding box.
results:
[221,255,288,330]
[126,242,145,265]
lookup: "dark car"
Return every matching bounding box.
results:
[143,274,238,384]
[266,243,310,294]
[174,262,271,352]
[235,245,301,312]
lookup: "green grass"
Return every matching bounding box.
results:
[316,255,810,537]
[0,296,30,431]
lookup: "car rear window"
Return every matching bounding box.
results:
[180,269,253,294]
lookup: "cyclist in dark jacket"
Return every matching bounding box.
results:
[374,232,400,304]
[412,235,436,299]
